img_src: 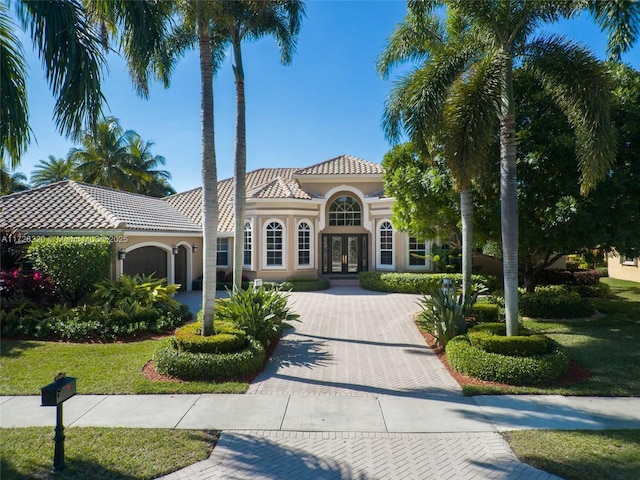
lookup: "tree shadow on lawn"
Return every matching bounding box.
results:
[0,340,42,358]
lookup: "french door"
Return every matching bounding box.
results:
[322,234,368,274]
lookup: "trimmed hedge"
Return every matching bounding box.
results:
[467,323,553,357]
[519,285,595,318]
[446,335,569,386]
[282,278,331,291]
[467,303,500,323]
[537,269,601,286]
[359,272,497,294]
[153,336,266,380]
[174,321,246,354]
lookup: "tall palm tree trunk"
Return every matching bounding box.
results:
[232,39,247,293]
[500,54,519,336]
[199,22,219,336]
[460,188,473,303]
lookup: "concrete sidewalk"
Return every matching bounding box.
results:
[2,286,639,479]
[2,392,639,432]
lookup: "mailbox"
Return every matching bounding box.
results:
[41,377,76,406]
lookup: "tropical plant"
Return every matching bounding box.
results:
[380,0,637,335]
[214,0,305,292]
[0,0,106,168]
[0,166,29,194]
[215,286,300,346]
[418,283,482,347]
[93,273,181,312]
[127,134,174,197]
[30,155,78,186]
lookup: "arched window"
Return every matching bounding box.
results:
[329,196,361,226]
[297,221,312,267]
[265,221,284,267]
[379,221,394,267]
[243,221,252,268]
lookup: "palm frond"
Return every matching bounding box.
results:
[525,35,617,194]
[589,0,640,61]
[0,3,30,167]
[19,0,106,140]
[443,54,502,188]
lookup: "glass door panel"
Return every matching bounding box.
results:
[331,236,343,273]
[347,236,358,273]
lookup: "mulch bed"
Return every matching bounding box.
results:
[416,324,592,389]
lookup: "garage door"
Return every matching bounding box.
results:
[123,246,168,279]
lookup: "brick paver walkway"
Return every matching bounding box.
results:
[160,286,562,480]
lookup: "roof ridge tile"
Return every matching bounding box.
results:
[68,181,126,228]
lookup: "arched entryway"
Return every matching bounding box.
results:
[123,246,168,279]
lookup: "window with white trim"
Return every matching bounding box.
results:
[298,221,311,267]
[243,221,252,267]
[265,221,284,267]
[216,238,229,266]
[409,237,428,266]
[379,221,394,266]
[329,196,361,226]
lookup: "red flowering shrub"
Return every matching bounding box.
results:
[0,268,58,307]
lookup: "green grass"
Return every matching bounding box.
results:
[0,427,218,480]
[0,339,248,395]
[462,278,640,396]
[503,429,640,480]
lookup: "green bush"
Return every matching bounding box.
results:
[153,336,266,380]
[93,274,181,312]
[519,285,595,318]
[446,335,569,386]
[359,271,496,294]
[467,323,553,357]
[174,321,246,354]
[215,286,300,346]
[595,266,608,278]
[0,302,187,341]
[281,278,331,291]
[27,236,111,304]
[569,283,611,298]
[468,303,500,323]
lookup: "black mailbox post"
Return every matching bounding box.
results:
[41,375,76,471]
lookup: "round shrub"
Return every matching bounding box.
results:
[446,335,569,386]
[153,336,266,380]
[467,303,500,323]
[174,321,246,354]
[468,329,553,357]
[519,285,595,318]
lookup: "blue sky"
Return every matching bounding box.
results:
[13,1,640,193]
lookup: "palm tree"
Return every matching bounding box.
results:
[30,155,78,187]
[69,117,142,191]
[378,8,498,304]
[382,0,635,335]
[127,135,174,197]
[215,0,305,292]
[1,0,106,168]
[0,166,29,195]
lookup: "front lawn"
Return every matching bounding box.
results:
[504,429,640,480]
[0,339,248,395]
[459,278,640,396]
[0,427,218,480]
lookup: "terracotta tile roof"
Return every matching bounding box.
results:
[249,176,313,200]
[295,155,383,176]
[1,181,201,233]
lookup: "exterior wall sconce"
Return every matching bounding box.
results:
[192,244,198,253]
[172,245,179,255]
[118,249,126,260]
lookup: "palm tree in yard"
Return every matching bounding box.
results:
[216,0,305,292]
[0,0,106,169]
[381,0,636,336]
[127,135,174,197]
[0,166,29,195]
[30,155,78,187]
[378,9,499,304]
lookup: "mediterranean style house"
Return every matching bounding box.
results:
[1,155,436,290]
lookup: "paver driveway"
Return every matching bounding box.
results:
[247,287,460,397]
[160,286,561,480]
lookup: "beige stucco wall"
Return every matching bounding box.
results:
[608,253,640,282]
